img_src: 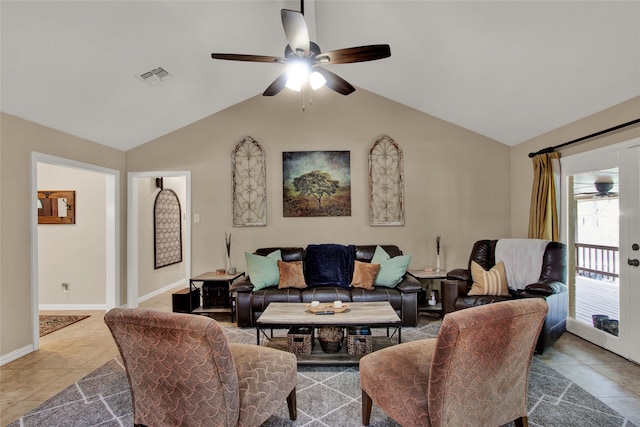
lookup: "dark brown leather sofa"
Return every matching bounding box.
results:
[230,245,422,327]
[441,239,567,354]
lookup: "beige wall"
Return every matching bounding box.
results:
[138,176,186,297]
[510,96,640,237]
[0,112,126,359]
[2,86,636,363]
[127,88,512,278]
[38,163,107,305]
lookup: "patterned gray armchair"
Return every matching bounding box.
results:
[105,308,297,426]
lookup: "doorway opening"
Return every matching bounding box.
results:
[561,138,640,361]
[571,169,619,335]
[30,152,120,349]
[127,171,191,308]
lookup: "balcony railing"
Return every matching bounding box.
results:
[575,243,619,282]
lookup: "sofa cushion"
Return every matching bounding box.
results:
[277,260,307,289]
[351,287,403,311]
[304,244,356,288]
[350,260,380,290]
[468,261,509,296]
[255,247,305,262]
[371,245,412,288]
[301,287,353,303]
[245,250,282,291]
[356,245,402,262]
[251,287,303,311]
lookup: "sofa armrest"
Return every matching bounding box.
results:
[447,268,470,282]
[441,279,469,315]
[524,281,567,296]
[230,277,255,327]
[396,273,420,327]
[396,273,422,293]
[229,276,254,293]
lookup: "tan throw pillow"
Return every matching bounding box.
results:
[351,260,381,290]
[468,261,509,296]
[277,260,307,289]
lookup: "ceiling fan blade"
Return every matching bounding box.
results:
[318,44,391,64]
[281,9,309,55]
[211,53,285,63]
[263,73,289,96]
[313,67,355,95]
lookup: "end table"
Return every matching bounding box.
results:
[189,271,245,322]
[408,270,447,317]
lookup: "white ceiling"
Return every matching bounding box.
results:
[1,1,639,152]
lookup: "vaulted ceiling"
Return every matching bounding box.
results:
[1,1,639,151]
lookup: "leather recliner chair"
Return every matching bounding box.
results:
[441,239,567,354]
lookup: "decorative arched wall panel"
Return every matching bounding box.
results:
[154,188,183,268]
[232,136,267,226]
[369,135,404,226]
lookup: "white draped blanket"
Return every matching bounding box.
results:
[495,239,550,290]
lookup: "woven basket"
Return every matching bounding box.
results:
[317,326,343,353]
[287,326,314,355]
[347,326,372,355]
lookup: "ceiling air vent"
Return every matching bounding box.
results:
[137,67,172,86]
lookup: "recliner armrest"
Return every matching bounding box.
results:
[441,278,468,314]
[396,274,422,292]
[524,281,567,296]
[447,268,471,282]
[229,276,254,293]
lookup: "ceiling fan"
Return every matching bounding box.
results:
[210,4,391,97]
[574,180,619,200]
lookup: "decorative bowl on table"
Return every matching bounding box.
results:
[305,303,349,313]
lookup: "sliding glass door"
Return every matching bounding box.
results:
[561,139,640,362]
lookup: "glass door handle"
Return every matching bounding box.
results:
[628,259,640,267]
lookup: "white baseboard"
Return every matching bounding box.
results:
[0,344,35,366]
[37,281,187,311]
[39,304,107,311]
[138,280,186,303]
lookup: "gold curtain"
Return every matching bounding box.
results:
[528,151,561,241]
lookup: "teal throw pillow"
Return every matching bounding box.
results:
[245,250,282,291]
[371,246,412,287]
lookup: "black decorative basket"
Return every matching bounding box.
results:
[317,326,344,353]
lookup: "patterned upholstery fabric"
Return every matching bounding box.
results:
[105,308,297,427]
[360,299,548,427]
[228,343,297,426]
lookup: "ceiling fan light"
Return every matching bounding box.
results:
[285,76,303,92]
[285,62,309,92]
[309,71,326,90]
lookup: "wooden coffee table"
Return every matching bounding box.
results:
[256,301,402,365]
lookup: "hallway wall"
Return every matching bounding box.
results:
[38,163,107,306]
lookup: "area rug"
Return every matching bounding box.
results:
[10,322,638,427]
[39,315,90,337]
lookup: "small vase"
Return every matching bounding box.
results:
[226,256,235,275]
[436,254,441,272]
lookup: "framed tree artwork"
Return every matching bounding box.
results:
[283,151,351,217]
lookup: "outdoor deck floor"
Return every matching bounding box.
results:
[574,275,619,326]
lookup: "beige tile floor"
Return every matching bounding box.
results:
[2,287,640,426]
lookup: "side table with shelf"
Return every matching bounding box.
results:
[188,271,245,322]
[408,270,447,317]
